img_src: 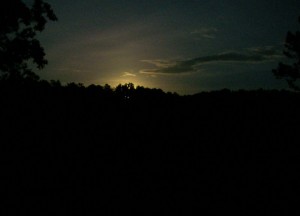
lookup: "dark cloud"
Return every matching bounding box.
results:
[191,27,218,39]
[140,46,282,75]
[247,46,282,57]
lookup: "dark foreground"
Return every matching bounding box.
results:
[1,82,299,215]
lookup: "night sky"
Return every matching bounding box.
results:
[35,0,300,94]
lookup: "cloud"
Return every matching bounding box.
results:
[122,72,136,77]
[56,68,84,73]
[140,46,283,75]
[140,60,195,75]
[191,27,218,39]
[140,60,176,68]
[247,46,282,57]
[140,59,193,75]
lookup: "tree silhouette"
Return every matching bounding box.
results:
[273,16,300,91]
[115,83,135,99]
[0,0,57,81]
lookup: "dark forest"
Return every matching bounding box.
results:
[1,80,299,215]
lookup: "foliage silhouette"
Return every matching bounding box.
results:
[1,79,299,215]
[0,0,57,81]
[273,16,300,90]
